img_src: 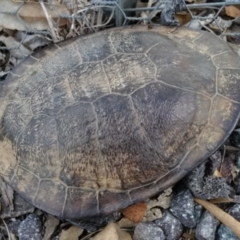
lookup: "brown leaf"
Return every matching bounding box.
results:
[194,198,240,238]
[176,13,192,25]
[91,223,132,240]
[43,214,60,240]
[225,5,240,18]
[121,202,147,223]
[59,226,84,240]
[213,169,222,178]
[117,218,136,228]
[0,0,68,31]
[209,198,234,204]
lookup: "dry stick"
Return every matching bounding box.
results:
[194,198,240,238]
[39,0,58,42]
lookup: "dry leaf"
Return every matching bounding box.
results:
[143,207,162,222]
[176,13,191,25]
[15,32,51,51]
[225,5,240,18]
[43,215,60,240]
[59,226,84,240]
[195,198,240,238]
[91,223,132,240]
[213,169,222,178]
[0,36,32,59]
[0,0,68,31]
[121,202,147,223]
[117,218,136,228]
[209,198,234,204]
[10,233,17,240]
[210,17,233,31]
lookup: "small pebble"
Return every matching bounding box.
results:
[217,225,238,240]
[133,222,165,240]
[194,204,203,224]
[195,210,219,240]
[230,129,240,148]
[170,189,196,228]
[8,220,21,236]
[18,214,42,240]
[155,210,182,240]
[217,204,240,240]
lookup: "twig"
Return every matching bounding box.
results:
[39,0,58,42]
[195,198,240,238]
[2,219,11,240]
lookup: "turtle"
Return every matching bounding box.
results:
[0,25,240,219]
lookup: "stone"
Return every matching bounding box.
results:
[230,129,240,148]
[185,162,233,199]
[217,224,238,240]
[155,210,183,240]
[133,222,165,240]
[8,219,21,236]
[195,210,219,240]
[18,214,42,240]
[170,189,196,228]
[194,204,203,224]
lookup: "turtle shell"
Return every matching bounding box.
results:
[0,26,240,219]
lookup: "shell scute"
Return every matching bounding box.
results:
[212,51,240,69]
[11,167,39,203]
[2,99,32,143]
[40,45,82,77]
[17,115,59,179]
[193,33,231,56]
[210,95,240,131]
[103,53,155,94]
[99,190,132,215]
[31,76,74,116]
[110,30,162,53]
[57,102,100,189]
[67,62,110,102]
[72,33,115,62]
[147,38,216,97]
[218,69,240,102]
[35,180,66,217]
[64,188,98,218]
[94,94,168,189]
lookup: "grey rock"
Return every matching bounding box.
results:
[18,214,43,240]
[194,204,203,224]
[8,219,21,236]
[185,163,233,200]
[195,211,219,240]
[217,204,240,240]
[217,225,238,240]
[155,210,182,240]
[133,222,165,240]
[230,128,240,148]
[170,189,196,228]
[228,204,240,220]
